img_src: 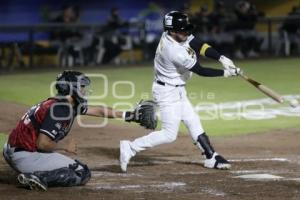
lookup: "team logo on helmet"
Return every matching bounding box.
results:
[165,16,173,27]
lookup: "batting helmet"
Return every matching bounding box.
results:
[55,70,91,106]
[163,11,194,32]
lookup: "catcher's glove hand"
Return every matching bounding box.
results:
[124,100,157,130]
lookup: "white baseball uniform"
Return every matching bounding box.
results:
[129,32,205,153]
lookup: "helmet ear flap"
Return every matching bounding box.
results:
[56,81,70,95]
[56,73,71,96]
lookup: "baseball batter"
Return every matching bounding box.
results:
[2,70,154,191]
[120,11,241,172]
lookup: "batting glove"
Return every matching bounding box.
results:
[219,55,237,70]
[224,67,242,77]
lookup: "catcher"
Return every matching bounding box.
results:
[2,70,157,191]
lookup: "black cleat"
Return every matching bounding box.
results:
[204,153,231,170]
[17,173,47,191]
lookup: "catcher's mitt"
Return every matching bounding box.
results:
[125,100,157,130]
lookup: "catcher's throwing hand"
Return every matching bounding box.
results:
[65,138,77,155]
[124,100,158,130]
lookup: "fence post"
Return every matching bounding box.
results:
[267,19,273,54]
[139,21,147,60]
[29,28,34,68]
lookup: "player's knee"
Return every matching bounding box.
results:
[162,129,177,143]
[72,160,91,185]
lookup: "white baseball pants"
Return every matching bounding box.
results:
[130,82,204,152]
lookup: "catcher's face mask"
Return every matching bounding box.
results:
[78,85,92,100]
[56,70,91,104]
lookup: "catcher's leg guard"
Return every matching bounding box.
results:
[33,160,91,187]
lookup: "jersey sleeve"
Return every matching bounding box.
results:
[39,104,72,142]
[172,47,197,70]
[189,36,221,60]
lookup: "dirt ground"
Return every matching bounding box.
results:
[0,101,299,200]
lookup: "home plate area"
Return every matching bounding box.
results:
[231,157,300,182]
[81,155,300,199]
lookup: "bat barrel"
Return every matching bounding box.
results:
[238,73,283,103]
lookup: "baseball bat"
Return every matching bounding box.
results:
[239,73,284,103]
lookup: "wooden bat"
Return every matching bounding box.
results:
[238,73,284,103]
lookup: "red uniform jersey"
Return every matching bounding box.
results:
[8,98,77,152]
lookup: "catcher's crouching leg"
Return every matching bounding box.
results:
[33,160,91,187]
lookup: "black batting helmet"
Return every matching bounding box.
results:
[163,11,194,32]
[55,70,91,106]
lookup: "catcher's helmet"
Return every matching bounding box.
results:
[55,70,90,106]
[163,11,194,32]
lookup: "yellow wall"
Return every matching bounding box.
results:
[249,0,300,31]
[189,0,300,32]
[190,0,214,13]
[247,0,299,16]
[190,0,300,16]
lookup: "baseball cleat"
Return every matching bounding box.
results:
[204,152,231,170]
[120,140,134,172]
[17,173,47,191]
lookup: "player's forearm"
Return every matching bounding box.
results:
[37,144,55,152]
[190,63,224,77]
[86,105,124,118]
[38,141,67,153]
[53,142,66,151]
[54,139,76,154]
[36,134,56,152]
